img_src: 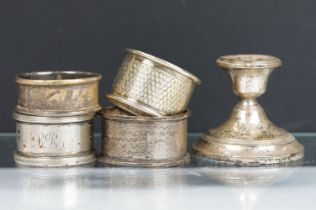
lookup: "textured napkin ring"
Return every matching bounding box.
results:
[16,71,102,116]
[13,112,96,167]
[99,107,190,167]
[106,49,201,116]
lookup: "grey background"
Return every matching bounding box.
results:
[1,0,315,132]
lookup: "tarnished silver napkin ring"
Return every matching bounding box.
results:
[107,49,201,117]
[99,107,190,167]
[13,112,96,167]
[16,71,102,117]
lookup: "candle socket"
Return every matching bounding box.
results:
[193,54,304,165]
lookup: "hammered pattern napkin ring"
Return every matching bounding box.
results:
[107,49,201,116]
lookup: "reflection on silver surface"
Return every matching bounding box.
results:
[0,166,314,210]
[4,167,191,210]
[15,166,92,209]
[201,165,300,210]
[101,168,188,188]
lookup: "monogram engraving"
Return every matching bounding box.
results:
[37,132,59,148]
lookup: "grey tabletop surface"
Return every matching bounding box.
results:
[0,133,315,210]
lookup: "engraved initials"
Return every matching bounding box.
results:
[38,132,59,148]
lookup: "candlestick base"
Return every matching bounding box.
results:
[193,54,304,165]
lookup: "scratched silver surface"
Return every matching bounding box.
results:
[13,113,96,167]
[16,121,93,156]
